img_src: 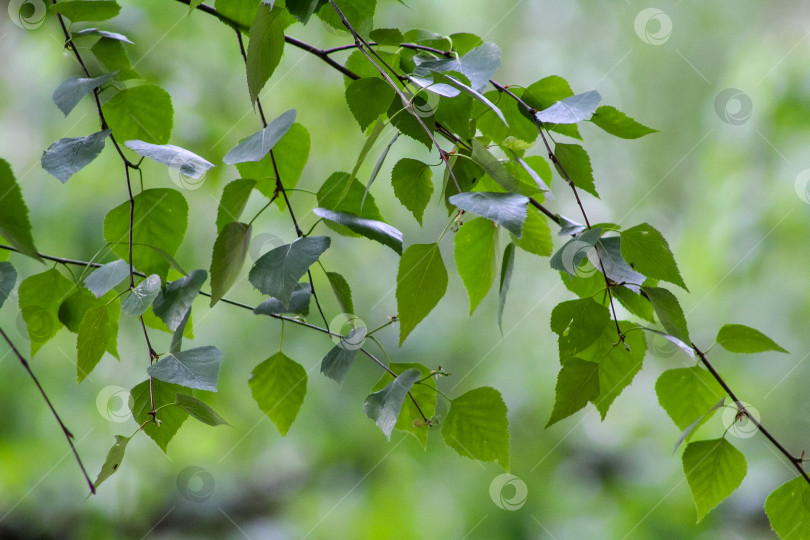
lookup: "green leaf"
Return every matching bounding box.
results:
[536,90,601,124]
[765,477,810,539]
[369,27,403,44]
[59,290,120,359]
[77,305,111,382]
[595,236,646,289]
[321,344,359,384]
[52,73,115,116]
[317,173,385,236]
[91,38,138,80]
[326,271,354,315]
[621,223,687,290]
[0,262,16,310]
[153,269,207,331]
[254,282,311,315]
[715,324,788,354]
[93,434,130,490]
[215,0,260,27]
[51,1,120,21]
[469,139,521,193]
[522,75,581,139]
[589,105,658,139]
[386,94,435,149]
[41,130,111,183]
[454,218,497,314]
[216,179,256,232]
[209,221,251,306]
[72,28,132,43]
[175,393,229,426]
[249,352,307,436]
[674,399,725,454]
[512,206,552,257]
[345,78,396,131]
[391,158,433,225]
[442,386,509,469]
[497,242,515,331]
[415,42,500,93]
[613,285,655,323]
[364,368,421,440]
[546,358,600,427]
[370,363,435,446]
[19,269,73,354]
[550,297,611,360]
[0,159,40,262]
[240,123,309,209]
[104,188,188,281]
[124,141,214,181]
[448,192,528,238]
[554,143,598,198]
[312,208,402,254]
[223,109,296,164]
[683,438,746,522]
[147,346,223,392]
[121,274,161,316]
[549,228,602,278]
[286,0,322,24]
[435,93,474,139]
[656,367,725,431]
[102,85,173,145]
[130,379,188,452]
[249,236,329,306]
[169,308,191,354]
[247,4,285,104]
[316,0,375,36]
[642,286,690,343]
[396,243,448,345]
[84,259,129,297]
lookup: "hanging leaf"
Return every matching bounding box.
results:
[683,438,746,522]
[153,269,207,331]
[175,393,229,426]
[497,242,515,331]
[589,105,658,139]
[91,37,139,80]
[41,130,111,184]
[550,297,611,360]
[321,344,359,384]
[249,236,330,306]
[223,109,296,164]
[554,143,598,198]
[51,1,121,22]
[93,434,131,490]
[546,357,599,427]
[147,346,223,392]
[249,352,307,435]
[215,179,256,232]
[286,0,322,24]
[765,477,810,538]
[102,86,173,145]
[715,324,788,354]
[124,141,214,180]
[345,77,396,131]
[469,139,521,193]
[254,282,311,315]
[642,286,690,343]
[512,206,552,257]
[363,368,421,440]
[449,191,528,238]
[326,271,354,315]
[130,379,189,452]
[84,259,129,298]
[312,208,402,254]
[549,227,602,278]
[535,90,601,124]
[391,158,433,226]
[209,222,252,306]
[246,4,285,104]
[369,363,436,447]
[19,269,73,355]
[0,159,40,262]
[620,223,687,290]
[442,386,510,469]
[77,305,111,382]
[104,188,188,280]
[595,236,646,290]
[52,73,116,116]
[396,243,448,345]
[121,274,162,316]
[656,367,725,432]
[454,218,497,314]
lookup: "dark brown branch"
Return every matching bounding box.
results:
[0,325,95,494]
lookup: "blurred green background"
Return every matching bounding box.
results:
[1,0,809,538]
